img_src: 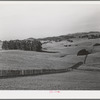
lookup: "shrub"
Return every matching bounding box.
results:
[93,43,100,46]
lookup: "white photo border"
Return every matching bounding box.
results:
[0,1,100,99]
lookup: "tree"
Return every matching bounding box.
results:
[2,39,42,51]
[2,41,9,50]
[77,49,90,64]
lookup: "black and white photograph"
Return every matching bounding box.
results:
[0,1,100,90]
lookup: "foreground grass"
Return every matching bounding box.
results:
[0,70,100,90]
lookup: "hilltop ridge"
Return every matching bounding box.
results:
[37,31,100,42]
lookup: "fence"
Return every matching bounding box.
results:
[0,62,83,78]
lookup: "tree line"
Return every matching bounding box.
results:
[2,39,42,51]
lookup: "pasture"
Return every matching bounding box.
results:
[0,38,100,90]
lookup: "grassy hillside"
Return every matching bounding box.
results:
[0,50,83,70]
[0,36,100,71]
[38,31,100,42]
[0,32,100,90]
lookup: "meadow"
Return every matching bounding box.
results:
[0,36,100,90]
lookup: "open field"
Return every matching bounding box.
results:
[0,37,100,90]
[0,50,82,70]
[0,40,85,70]
[0,70,100,90]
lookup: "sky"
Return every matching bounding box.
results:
[0,1,100,40]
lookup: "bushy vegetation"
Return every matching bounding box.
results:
[77,49,90,56]
[77,49,90,64]
[2,39,42,51]
[67,39,73,42]
[93,43,100,46]
[38,35,75,42]
[79,34,100,39]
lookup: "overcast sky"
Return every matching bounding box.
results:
[0,1,100,40]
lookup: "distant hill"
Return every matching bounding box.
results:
[38,34,75,42]
[24,37,36,41]
[37,31,100,42]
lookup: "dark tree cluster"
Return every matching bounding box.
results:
[38,35,75,42]
[67,39,73,42]
[79,34,100,39]
[79,35,89,38]
[2,39,42,51]
[88,35,100,39]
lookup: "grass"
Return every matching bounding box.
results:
[0,50,78,70]
[0,38,100,89]
[0,38,99,71]
[0,70,100,90]
[0,39,86,70]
